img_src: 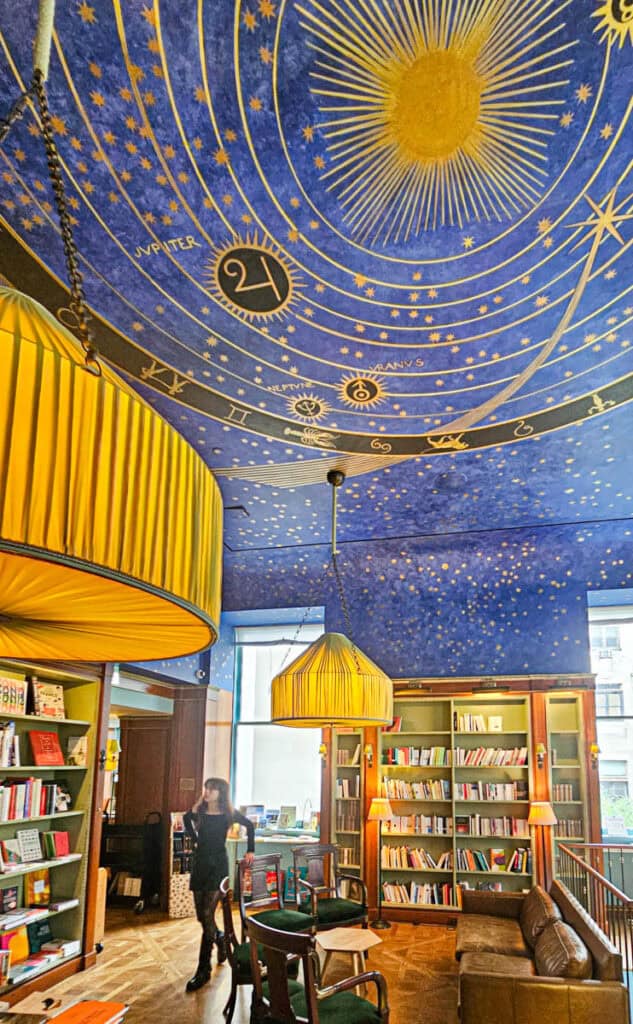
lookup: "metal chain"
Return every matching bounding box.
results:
[331,550,361,673]
[32,70,101,376]
[0,85,37,147]
[277,555,332,673]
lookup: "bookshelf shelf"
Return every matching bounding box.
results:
[382,867,452,874]
[456,834,529,841]
[0,901,80,934]
[457,870,531,877]
[336,830,361,835]
[454,730,528,736]
[0,854,82,879]
[384,832,452,838]
[0,766,87,774]
[0,811,84,828]
[0,713,90,728]
[383,900,458,911]
[4,949,79,992]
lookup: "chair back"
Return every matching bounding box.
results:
[237,853,285,935]
[292,844,338,909]
[218,876,242,970]
[247,915,320,1023]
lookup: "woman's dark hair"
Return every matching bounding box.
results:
[204,777,233,815]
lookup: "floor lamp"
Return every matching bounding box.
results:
[528,801,557,891]
[368,797,394,929]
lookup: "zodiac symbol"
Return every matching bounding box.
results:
[370,438,393,453]
[513,420,534,438]
[426,433,469,451]
[283,426,339,448]
[588,393,615,415]
[139,360,188,396]
[612,0,633,24]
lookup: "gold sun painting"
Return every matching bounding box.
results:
[297,0,577,244]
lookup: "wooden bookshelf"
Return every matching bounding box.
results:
[546,695,589,860]
[379,696,535,913]
[331,730,364,881]
[0,659,108,1000]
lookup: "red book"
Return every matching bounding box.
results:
[29,731,64,767]
[54,831,70,856]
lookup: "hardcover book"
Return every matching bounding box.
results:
[16,829,43,863]
[29,681,66,720]
[29,733,64,767]
[1,885,18,912]
[490,848,506,871]
[65,736,87,767]
[25,869,50,906]
[27,918,53,954]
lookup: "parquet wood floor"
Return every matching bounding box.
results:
[43,910,459,1024]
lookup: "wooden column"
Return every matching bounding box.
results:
[82,662,113,965]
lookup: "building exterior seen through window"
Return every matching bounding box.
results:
[588,605,633,840]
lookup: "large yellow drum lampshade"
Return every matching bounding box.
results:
[271,632,393,727]
[0,287,223,661]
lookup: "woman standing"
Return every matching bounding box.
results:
[183,777,255,992]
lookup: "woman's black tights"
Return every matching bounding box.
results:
[193,889,221,975]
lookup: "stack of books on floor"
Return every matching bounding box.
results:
[0,992,127,1023]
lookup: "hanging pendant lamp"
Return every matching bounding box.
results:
[0,3,223,661]
[0,287,223,661]
[271,471,393,728]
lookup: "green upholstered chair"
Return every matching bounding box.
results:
[237,852,315,942]
[219,876,301,1024]
[292,844,368,931]
[247,914,389,1024]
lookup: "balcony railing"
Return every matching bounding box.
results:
[557,842,632,1001]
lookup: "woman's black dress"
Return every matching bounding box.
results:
[183,808,255,891]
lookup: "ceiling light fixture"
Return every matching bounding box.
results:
[271,470,393,729]
[0,2,223,661]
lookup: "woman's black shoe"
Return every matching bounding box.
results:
[216,931,227,964]
[185,969,210,992]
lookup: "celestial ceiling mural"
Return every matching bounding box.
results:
[0,0,631,556]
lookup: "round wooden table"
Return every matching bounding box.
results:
[316,927,383,995]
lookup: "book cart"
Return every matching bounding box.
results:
[0,660,107,1002]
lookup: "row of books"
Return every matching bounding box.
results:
[384,815,452,835]
[507,847,532,873]
[382,778,451,800]
[456,848,496,871]
[0,899,78,930]
[337,744,361,766]
[554,819,583,837]
[454,781,528,801]
[0,780,69,822]
[381,846,452,870]
[0,828,72,870]
[453,746,528,767]
[552,784,576,801]
[339,843,360,865]
[335,807,360,831]
[382,880,455,906]
[0,676,68,720]
[335,777,360,798]
[0,730,86,769]
[453,713,504,732]
[383,746,451,766]
[455,815,530,837]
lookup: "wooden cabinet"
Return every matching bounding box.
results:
[0,660,108,1000]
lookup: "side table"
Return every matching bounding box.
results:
[316,927,382,995]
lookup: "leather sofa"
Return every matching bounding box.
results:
[456,880,630,1024]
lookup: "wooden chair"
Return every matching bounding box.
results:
[236,853,315,943]
[248,914,389,1023]
[292,844,368,931]
[219,876,300,1024]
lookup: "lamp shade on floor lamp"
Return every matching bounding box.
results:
[528,801,557,890]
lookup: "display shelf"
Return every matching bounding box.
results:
[0,901,80,935]
[454,799,530,804]
[0,811,84,827]
[4,950,78,992]
[382,901,457,910]
[0,712,91,728]
[0,659,101,995]
[382,867,452,874]
[332,729,364,883]
[457,870,531,877]
[0,854,82,879]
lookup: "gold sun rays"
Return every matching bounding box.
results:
[296,0,577,244]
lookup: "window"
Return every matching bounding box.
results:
[588,603,633,837]
[596,685,624,717]
[232,622,324,829]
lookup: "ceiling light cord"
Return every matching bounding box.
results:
[32,70,100,376]
[0,84,37,147]
[327,469,362,675]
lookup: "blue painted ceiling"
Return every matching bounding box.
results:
[0,0,631,556]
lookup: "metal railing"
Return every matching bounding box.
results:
[558,842,632,1000]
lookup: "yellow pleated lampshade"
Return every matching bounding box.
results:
[0,287,223,661]
[271,632,393,727]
